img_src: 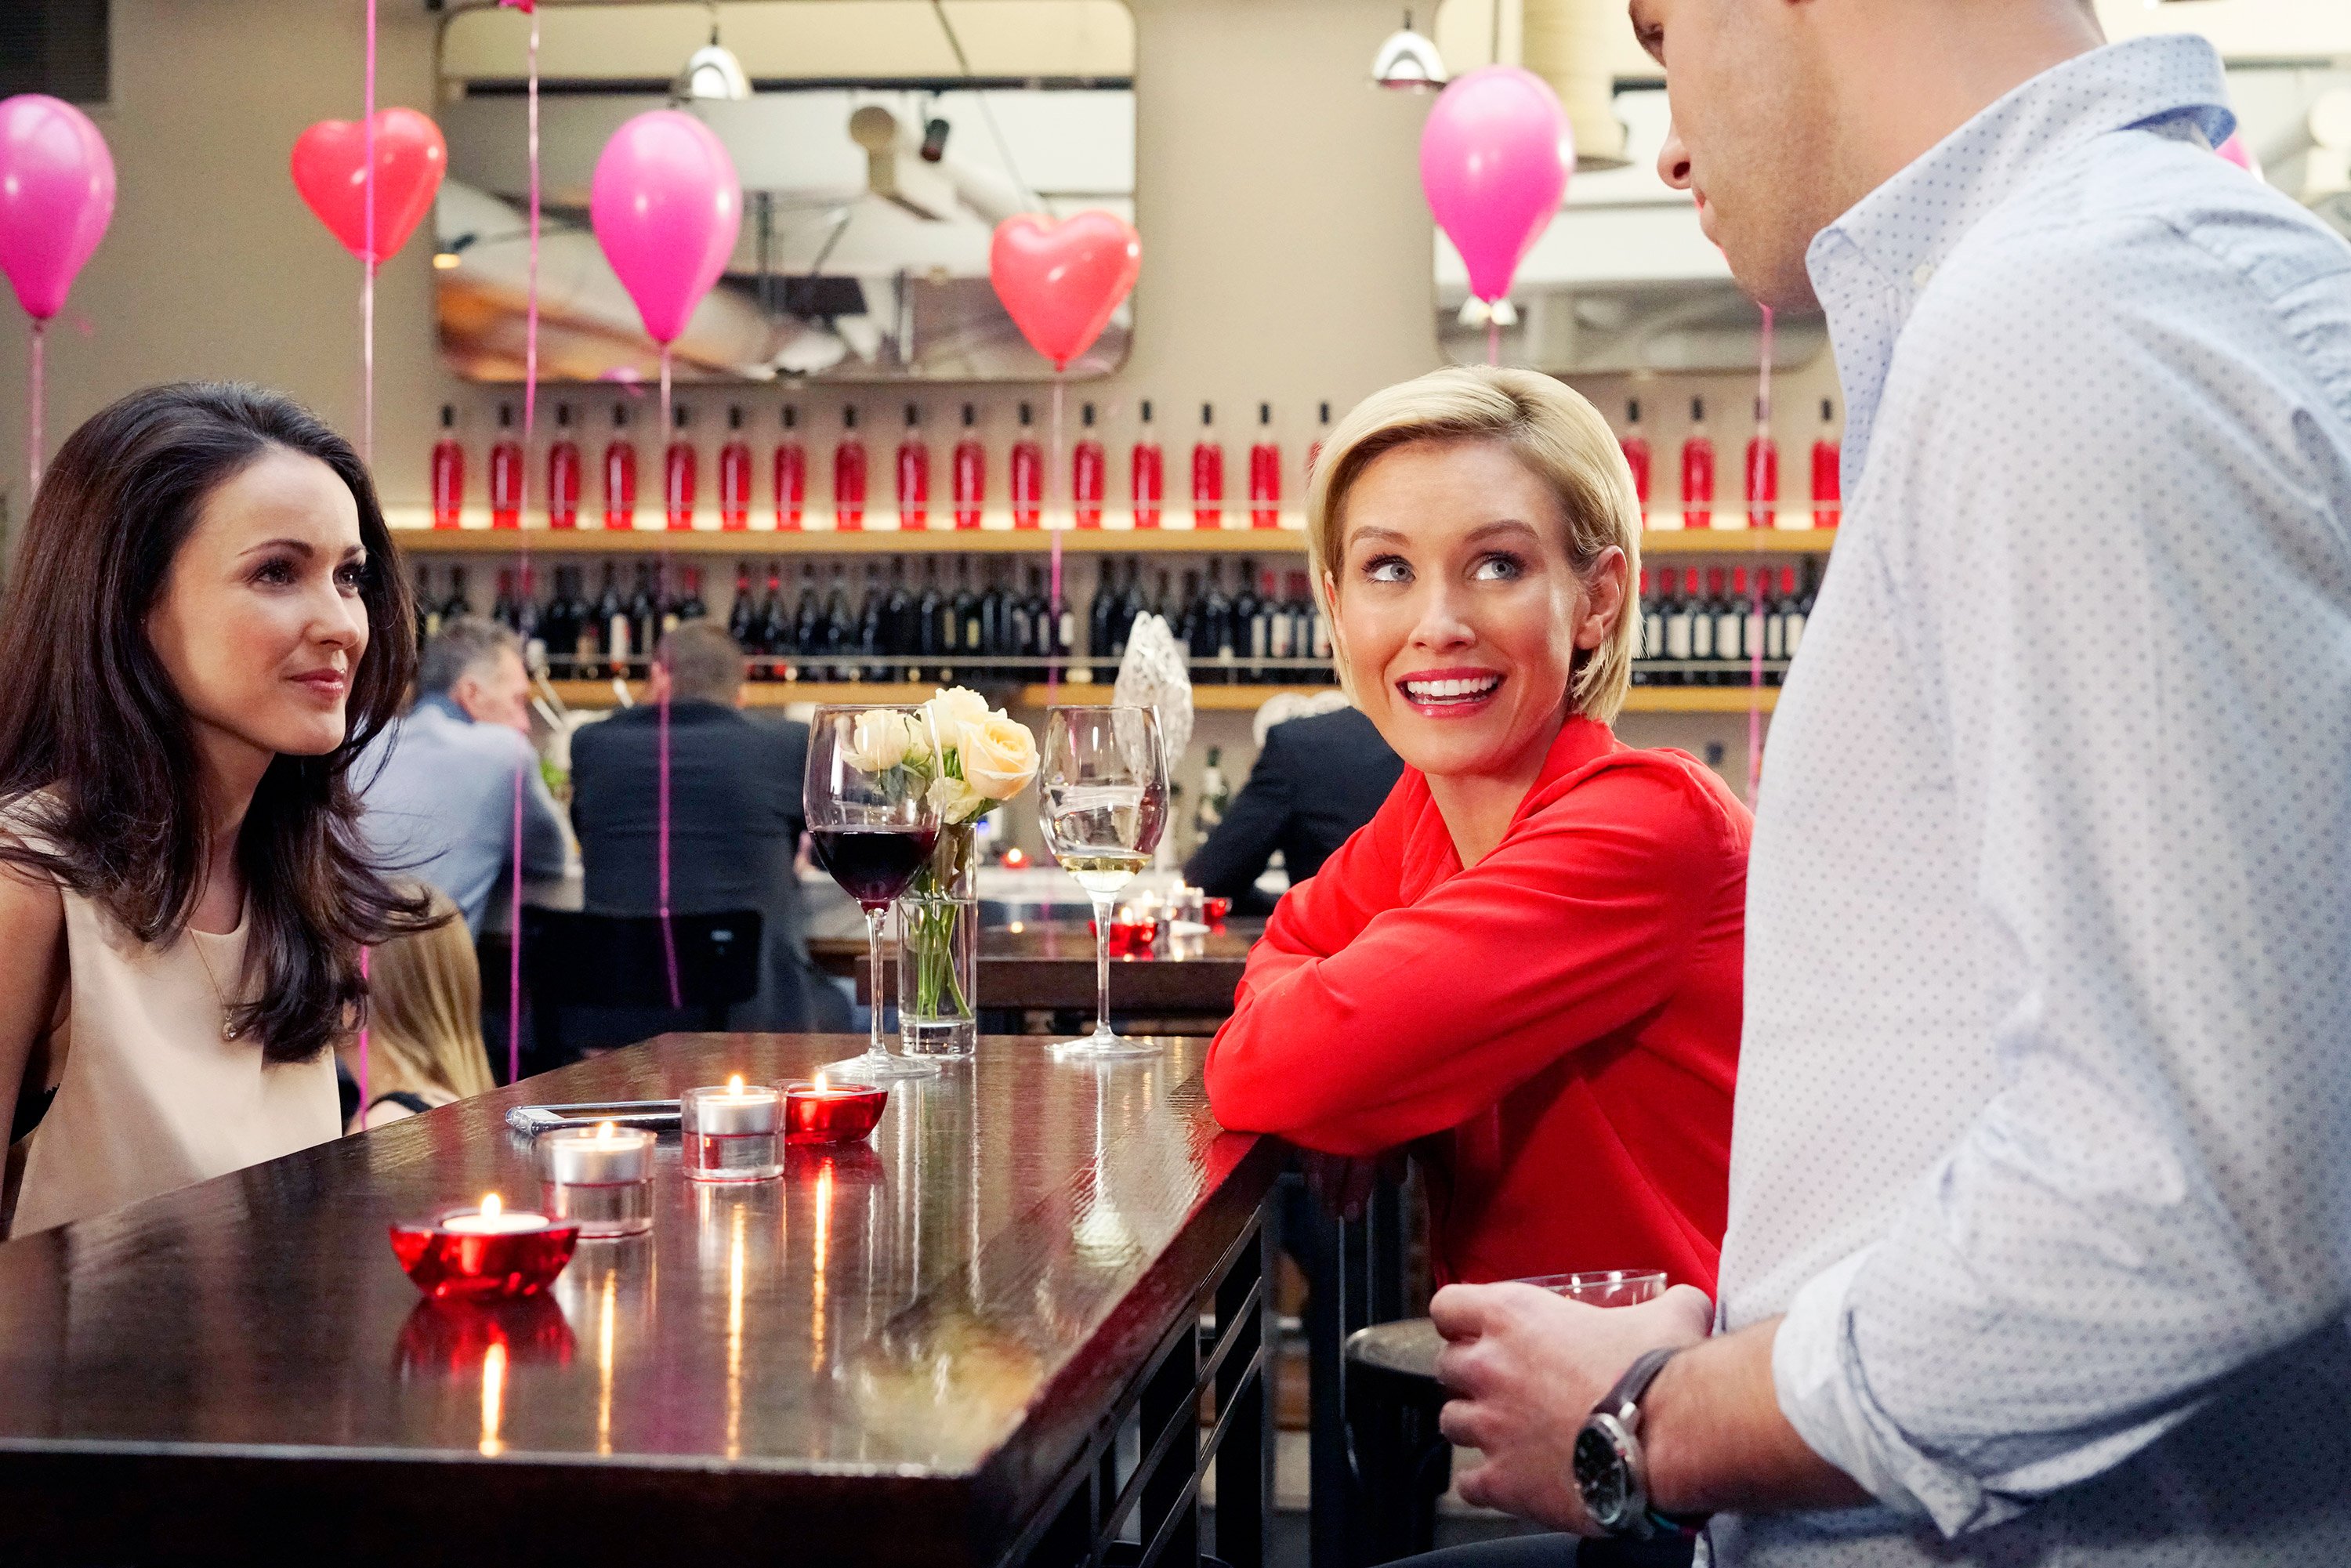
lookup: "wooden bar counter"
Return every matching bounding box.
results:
[0,1035,1282,1568]
[818,921,1260,1019]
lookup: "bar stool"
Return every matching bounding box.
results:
[520,907,763,1069]
[1342,1317,1454,1564]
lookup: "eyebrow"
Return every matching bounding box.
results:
[237,538,367,561]
[1628,0,1665,65]
[1349,518,1542,549]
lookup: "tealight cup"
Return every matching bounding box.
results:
[683,1081,783,1182]
[538,1123,657,1237]
[389,1195,581,1300]
[781,1079,889,1146]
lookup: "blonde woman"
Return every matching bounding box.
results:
[342,885,495,1129]
[1204,367,1748,1292]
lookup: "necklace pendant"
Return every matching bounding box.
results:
[222,1021,239,1041]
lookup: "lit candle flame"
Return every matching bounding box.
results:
[814,1070,828,1095]
[479,1193,502,1220]
[727,1073,744,1095]
[596,1120,616,1143]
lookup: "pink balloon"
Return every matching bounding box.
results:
[589,110,742,346]
[0,94,116,322]
[989,211,1141,372]
[1420,67,1570,305]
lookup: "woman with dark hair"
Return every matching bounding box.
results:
[0,382,432,1237]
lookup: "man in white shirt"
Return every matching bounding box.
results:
[1424,2,2351,1563]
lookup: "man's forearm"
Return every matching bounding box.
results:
[1643,1318,1874,1516]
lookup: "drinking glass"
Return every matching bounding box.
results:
[1039,705,1170,1059]
[806,704,942,1081]
[1514,1269,1667,1308]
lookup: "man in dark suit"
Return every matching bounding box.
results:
[568,622,844,1030]
[1184,704,1404,915]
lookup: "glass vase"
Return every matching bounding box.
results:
[898,824,979,1059]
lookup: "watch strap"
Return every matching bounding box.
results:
[1597,1346,1679,1429]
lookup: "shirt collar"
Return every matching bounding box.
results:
[415,692,469,725]
[1806,34,2233,476]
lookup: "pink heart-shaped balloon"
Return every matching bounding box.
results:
[590,110,742,348]
[988,212,1141,372]
[0,94,116,322]
[290,108,447,266]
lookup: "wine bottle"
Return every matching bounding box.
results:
[1306,401,1332,483]
[822,564,855,678]
[857,561,887,675]
[834,407,867,531]
[1248,404,1281,529]
[884,557,918,675]
[430,406,465,529]
[628,563,658,666]
[1682,397,1715,531]
[952,404,984,531]
[1266,567,1295,672]
[443,566,476,624]
[1192,403,1224,529]
[491,567,518,631]
[1073,402,1105,529]
[545,403,581,529]
[1621,398,1651,516]
[1233,560,1263,683]
[664,404,697,531]
[754,563,786,679]
[1737,566,1765,679]
[1811,399,1841,528]
[603,404,638,531]
[792,563,825,679]
[1117,558,1146,656]
[727,562,757,650]
[775,405,806,530]
[1689,566,1719,683]
[513,563,545,673]
[1744,397,1779,530]
[1710,567,1742,685]
[1089,561,1118,665]
[1132,399,1164,529]
[1763,566,1790,670]
[719,405,752,531]
[488,404,524,530]
[1010,402,1043,529]
[1661,567,1694,686]
[915,559,945,671]
[677,565,708,625]
[538,566,574,677]
[896,404,930,530]
[597,562,630,676]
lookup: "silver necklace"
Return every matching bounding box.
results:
[190,933,242,1041]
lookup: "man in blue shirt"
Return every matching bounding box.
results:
[359,617,571,936]
[1418,4,2351,1566]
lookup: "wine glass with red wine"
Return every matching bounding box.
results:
[806,704,942,1081]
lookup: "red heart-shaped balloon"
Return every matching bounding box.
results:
[988,211,1141,372]
[291,108,447,266]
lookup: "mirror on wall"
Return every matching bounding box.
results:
[433,0,1135,386]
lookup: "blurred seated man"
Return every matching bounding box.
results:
[568,622,841,1031]
[358,616,570,936]
[1184,704,1403,914]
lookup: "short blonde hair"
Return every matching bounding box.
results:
[1306,366,1642,725]
[364,885,495,1101]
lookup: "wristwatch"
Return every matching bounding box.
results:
[1573,1347,1712,1541]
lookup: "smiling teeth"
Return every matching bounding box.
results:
[1402,675,1501,701]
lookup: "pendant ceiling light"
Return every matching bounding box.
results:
[676,5,752,103]
[1372,10,1447,91]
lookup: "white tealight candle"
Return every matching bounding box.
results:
[440,1193,552,1236]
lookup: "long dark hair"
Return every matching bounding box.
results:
[0,382,433,1063]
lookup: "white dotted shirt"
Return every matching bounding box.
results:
[1714,36,2351,1566]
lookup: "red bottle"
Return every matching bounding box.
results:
[896,404,930,529]
[1191,403,1224,529]
[1248,402,1281,529]
[834,407,867,530]
[1744,396,1779,530]
[718,405,752,531]
[664,404,697,531]
[429,404,465,529]
[1681,397,1715,531]
[602,404,637,531]
[1072,402,1105,529]
[951,404,985,531]
[545,403,581,529]
[774,406,806,530]
[488,404,523,529]
[1306,400,1331,483]
[1811,398,1842,528]
[1132,398,1164,529]
[1009,401,1043,529]
[1620,397,1652,514]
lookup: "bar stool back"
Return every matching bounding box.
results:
[519,908,763,1070]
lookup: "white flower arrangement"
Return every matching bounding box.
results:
[841,686,1039,827]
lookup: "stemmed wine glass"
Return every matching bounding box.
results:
[1038,705,1170,1060]
[806,704,942,1082]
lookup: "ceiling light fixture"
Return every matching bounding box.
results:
[676,5,751,102]
[1372,9,1447,91]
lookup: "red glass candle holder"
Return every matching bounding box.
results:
[781,1080,889,1146]
[389,1206,581,1301]
[1202,896,1232,929]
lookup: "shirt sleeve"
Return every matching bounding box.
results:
[505,731,574,881]
[1773,219,2351,1534]
[1183,728,1294,900]
[1204,758,1733,1156]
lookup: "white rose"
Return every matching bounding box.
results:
[842,708,911,773]
[898,708,937,769]
[927,771,990,825]
[925,686,992,759]
[961,713,1040,802]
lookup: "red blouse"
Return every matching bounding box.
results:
[1204,716,1749,1291]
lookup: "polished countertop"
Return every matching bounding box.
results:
[0,1034,1281,1564]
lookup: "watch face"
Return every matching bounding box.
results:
[1574,1422,1635,1529]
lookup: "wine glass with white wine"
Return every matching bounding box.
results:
[1039,705,1170,1059]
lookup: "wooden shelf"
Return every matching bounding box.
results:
[545,677,1773,714]
[390,512,1835,557]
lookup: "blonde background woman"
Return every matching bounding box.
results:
[341,885,495,1130]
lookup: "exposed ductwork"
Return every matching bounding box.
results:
[1520,0,1630,169]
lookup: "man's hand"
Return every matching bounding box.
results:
[1431,1280,1713,1533]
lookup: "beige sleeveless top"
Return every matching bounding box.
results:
[8,847,339,1237]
